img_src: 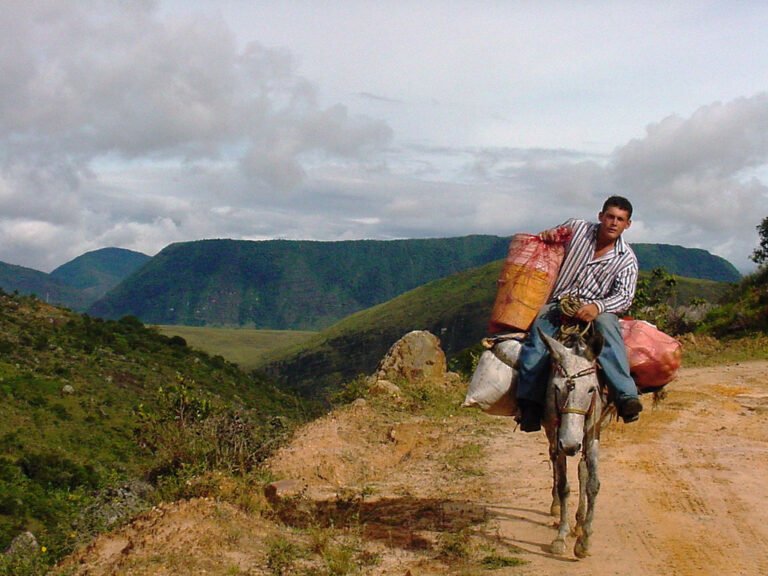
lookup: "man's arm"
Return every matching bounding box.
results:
[592,264,638,316]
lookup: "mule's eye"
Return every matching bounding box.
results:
[588,386,597,394]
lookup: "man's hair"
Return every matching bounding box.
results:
[602,195,633,219]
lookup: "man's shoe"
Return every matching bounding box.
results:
[618,397,643,423]
[517,400,543,432]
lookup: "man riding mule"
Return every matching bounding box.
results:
[516,195,643,432]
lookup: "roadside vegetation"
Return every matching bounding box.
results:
[0,290,304,575]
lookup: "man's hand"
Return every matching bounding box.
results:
[538,229,559,243]
[538,225,571,244]
[574,303,600,322]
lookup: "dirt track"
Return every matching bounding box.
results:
[483,360,768,575]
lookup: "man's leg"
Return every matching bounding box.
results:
[593,313,642,422]
[516,302,561,431]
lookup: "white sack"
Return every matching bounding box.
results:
[492,338,522,368]
[462,349,518,416]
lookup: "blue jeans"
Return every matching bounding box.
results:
[516,302,638,406]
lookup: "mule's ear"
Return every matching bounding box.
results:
[538,328,566,363]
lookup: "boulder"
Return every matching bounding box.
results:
[4,530,38,555]
[375,330,447,384]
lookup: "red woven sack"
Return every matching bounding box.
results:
[620,319,682,390]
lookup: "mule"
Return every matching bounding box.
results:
[540,329,612,559]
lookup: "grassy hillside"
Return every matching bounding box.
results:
[156,325,317,371]
[633,243,740,282]
[254,262,731,400]
[88,236,511,329]
[697,265,768,336]
[0,290,301,568]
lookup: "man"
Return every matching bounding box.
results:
[516,195,642,432]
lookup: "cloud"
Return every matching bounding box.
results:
[608,94,768,267]
[387,96,768,271]
[0,2,392,270]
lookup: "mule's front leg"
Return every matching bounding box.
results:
[574,439,600,559]
[548,428,561,517]
[572,456,588,539]
[550,452,570,555]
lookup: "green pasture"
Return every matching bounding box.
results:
[155,325,317,371]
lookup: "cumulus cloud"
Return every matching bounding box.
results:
[395,96,768,271]
[0,2,391,270]
[608,94,768,267]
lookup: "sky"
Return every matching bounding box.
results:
[2,1,767,274]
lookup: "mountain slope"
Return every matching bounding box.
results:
[633,243,740,282]
[51,357,768,575]
[0,261,89,310]
[88,236,740,330]
[50,247,151,302]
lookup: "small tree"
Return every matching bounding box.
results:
[630,267,678,332]
[751,216,768,267]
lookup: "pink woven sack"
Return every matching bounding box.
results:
[620,319,682,390]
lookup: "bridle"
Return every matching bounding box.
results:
[553,362,598,418]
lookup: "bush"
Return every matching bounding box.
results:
[18,453,100,491]
[135,380,291,494]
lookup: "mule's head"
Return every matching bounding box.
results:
[540,330,602,456]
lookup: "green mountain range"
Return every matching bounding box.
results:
[0,238,741,330]
[87,237,512,329]
[0,248,151,312]
[0,261,89,310]
[87,237,740,330]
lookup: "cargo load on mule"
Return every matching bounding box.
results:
[488,228,571,334]
[620,318,682,392]
[465,231,682,416]
[462,333,525,416]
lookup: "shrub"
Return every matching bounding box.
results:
[18,453,100,491]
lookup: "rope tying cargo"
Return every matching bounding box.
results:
[557,294,592,342]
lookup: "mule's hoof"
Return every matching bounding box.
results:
[574,538,590,559]
[551,539,566,555]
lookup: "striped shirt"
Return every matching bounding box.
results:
[548,218,638,315]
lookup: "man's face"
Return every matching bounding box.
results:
[597,206,632,243]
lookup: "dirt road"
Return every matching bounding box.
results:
[483,360,768,576]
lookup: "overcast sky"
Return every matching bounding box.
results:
[2,1,767,274]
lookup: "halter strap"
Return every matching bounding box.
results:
[554,363,598,417]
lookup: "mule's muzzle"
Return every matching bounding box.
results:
[559,439,582,456]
